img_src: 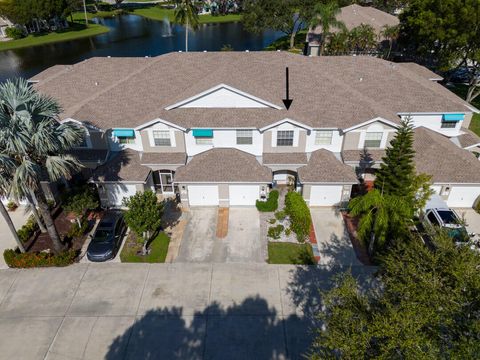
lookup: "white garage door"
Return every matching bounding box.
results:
[447,186,480,208]
[188,185,219,206]
[229,185,259,206]
[309,185,343,206]
[105,184,138,207]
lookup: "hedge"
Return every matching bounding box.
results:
[3,249,78,268]
[256,190,279,212]
[17,215,39,243]
[285,191,311,242]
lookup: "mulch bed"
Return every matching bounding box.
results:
[341,211,373,266]
[25,208,103,253]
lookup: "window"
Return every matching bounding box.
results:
[152,130,171,146]
[427,212,440,226]
[276,130,294,146]
[441,120,457,129]
[364,132,383,148]
[118,136,135,144]
[315,130,333,145]
[196,137,213,145]
[236,130,253,145]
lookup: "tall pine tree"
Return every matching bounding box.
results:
[374,118,416,200]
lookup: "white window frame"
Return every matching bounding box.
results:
[196,137,213,145]
[152,130,171,147]
[364,132,383,148]
[236,130,253,145]
[276,130,294,147]
[117,135,136,145]
[315,130,333,145]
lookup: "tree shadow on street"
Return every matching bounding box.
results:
[106,296,312,360]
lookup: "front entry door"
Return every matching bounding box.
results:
[153,170,174,194]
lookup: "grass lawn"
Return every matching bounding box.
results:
[267,242,316,265]
[265,30,307,53]
[120,231,170,263]
[444,83,480,136]
[132,6,242,23]
[0,22,108,52]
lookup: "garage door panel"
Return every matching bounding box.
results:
[188,185,219,206]
[447,187,480,208]
[229,185,259,206]
[309,185,343,207]
[105,184,138,207]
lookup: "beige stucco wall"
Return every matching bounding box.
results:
[342,132,361,150]
[263,130,307,153]
[140,130,186,153]
[463,112,473,129]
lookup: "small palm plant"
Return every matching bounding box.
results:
[309,1,346,56]
[381,24,399,59]
[0,78,84,253]
[174,0,200,52]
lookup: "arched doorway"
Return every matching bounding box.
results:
[273,170,297,188]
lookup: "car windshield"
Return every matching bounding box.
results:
[92,229,113,242]
[437,210,459,225]
[447,228,469,243]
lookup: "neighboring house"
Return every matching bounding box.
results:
[306,4,400,56]
[30,52,480,209]
[0,17,12,39]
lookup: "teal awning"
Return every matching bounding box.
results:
[113,129,135,137]
[192,129,213,137]
[443,114,464,121]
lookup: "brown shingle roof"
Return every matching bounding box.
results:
[140,152,186,165]
[397,63,443,81]
[32,52,470,131]
[454,128,480,149]
[308,4,399,43]
[414,127,480,184]
[299,149,357,183]
[90,149,151,182]
[68,149,109,163]
[175,148,272,183]
[342,149,386,163]
[263,153,308,165]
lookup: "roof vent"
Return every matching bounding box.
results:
[145,56,149,58]
[179,50,183,53]
[277,50,281,52]
[107,56,111,58]
[245,50,249,52]
[203,50,207,52]
[359,77,363,82]
[95,81,99,86]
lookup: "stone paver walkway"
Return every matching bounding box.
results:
[0,263,374,359]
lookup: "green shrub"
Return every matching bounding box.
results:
[3,249,78,268]
[6,201,17,211]
[5,27,24,40]
[268,224,284,239]
[16,215,39,243]
[256,190,279,212]
[268,218,276,224]
[285,227,292,236]
[275,210,286,221]
[285,191,311,242]
[65,220,88,238]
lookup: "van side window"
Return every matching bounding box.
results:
[427,212,440,226]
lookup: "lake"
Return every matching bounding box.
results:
[0,14,283,82]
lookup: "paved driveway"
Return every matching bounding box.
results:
[0,263,374,360]
[0,207,30,269]
[310,208,362,268]
[175,208,265,263]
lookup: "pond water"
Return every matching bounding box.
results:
[0,14,283,82]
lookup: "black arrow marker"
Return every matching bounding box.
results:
[282,67,293,110]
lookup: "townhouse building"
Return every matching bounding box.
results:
[31,52,480,208]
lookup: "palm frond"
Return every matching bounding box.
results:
[45,155,82,181]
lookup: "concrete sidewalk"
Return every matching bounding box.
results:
[0,263,374,359]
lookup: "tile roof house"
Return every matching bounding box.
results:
[31,51,480,208]
[306,4,400,56]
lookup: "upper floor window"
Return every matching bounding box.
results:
[236,130,253,145]
[153,130,171,146]
[364,132,383,148]
[315,130,333,145]
[196,137,213,145]
[118,135,135,144]
[114,129,136,145]
[277,130,294,146]
[441,120,457,129]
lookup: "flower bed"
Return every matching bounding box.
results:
[3,249,78,268]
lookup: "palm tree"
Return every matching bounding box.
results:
[174,0,200,52]
[309,1,346,56]
[0,78,84,254]
[381,24,399,59]
[0,155,25,253]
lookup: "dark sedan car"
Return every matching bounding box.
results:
[87,211,127,262]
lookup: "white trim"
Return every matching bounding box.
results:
[259,118,313,132]
[464,143,480,150]
[396,112,467,116]
[343,117,400,132]
[177,181,271,184]
[165,84,283,110]
[301,181,357,185]
[135,118,186,132]
[147,129,177,148]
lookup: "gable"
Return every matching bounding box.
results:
[165,84,282,110]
